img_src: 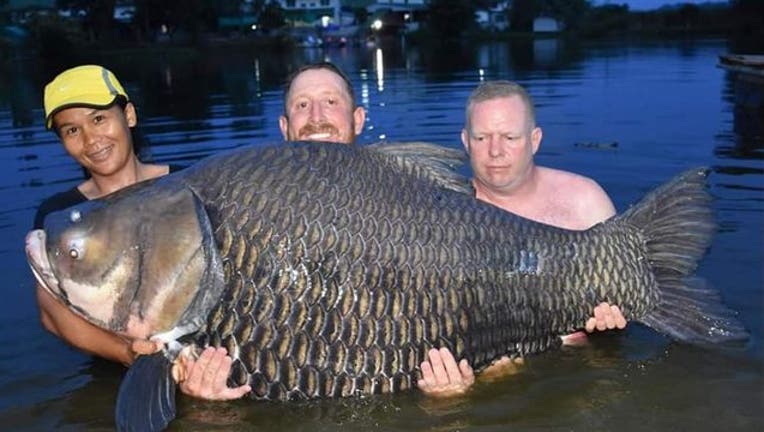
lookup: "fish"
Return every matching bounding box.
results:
[26,141,748,432]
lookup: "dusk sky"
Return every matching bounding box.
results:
[596,0,726,10]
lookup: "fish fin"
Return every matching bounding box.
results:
[367,142,472,194]
[116,352,177,432]
[173,189,226,333]
[617,167,748,345]
[639,277,748,345]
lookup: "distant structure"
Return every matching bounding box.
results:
[274,0,342,27]
[533,16,562,33]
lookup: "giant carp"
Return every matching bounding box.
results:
[26,142,747,431]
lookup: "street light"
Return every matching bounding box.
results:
[371,19,383,31]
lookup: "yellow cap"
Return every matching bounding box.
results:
[44,65,129,129]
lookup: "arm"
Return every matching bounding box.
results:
[417,303,627,397]
[36,284,135,365]
[36,284,250,400]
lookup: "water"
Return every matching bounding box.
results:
[0,37,762,431]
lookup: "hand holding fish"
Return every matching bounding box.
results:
[418,348,475,397]
[585,303,628,332]
[419,302,628,396]
[130,339,163,357]
[175,347,252,401]
[132,342,252,401]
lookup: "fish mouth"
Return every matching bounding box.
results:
[25,230,63,300]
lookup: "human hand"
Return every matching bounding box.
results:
[585,302,627,333]
[129,339,163,362]
[478,356,525,382]
[176,347,251,401]
[417,347,475,397]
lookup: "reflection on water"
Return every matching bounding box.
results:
[719,71,764,168]
[0,38,762,430]
[375,48,385,92]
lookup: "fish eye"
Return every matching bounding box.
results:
[66,238,85,261]
[69,248,80,259]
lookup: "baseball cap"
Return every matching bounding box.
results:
[44,65,129,129]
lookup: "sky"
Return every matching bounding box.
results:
[596,0,726,11]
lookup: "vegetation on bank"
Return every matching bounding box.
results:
[416,0,761,45]
[1,0,762,56]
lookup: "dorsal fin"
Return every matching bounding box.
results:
[366,141,472,194]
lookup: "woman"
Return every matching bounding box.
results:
[34,65,249,401]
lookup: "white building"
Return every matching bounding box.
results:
[368,0,427,12]
[274,0,342,27]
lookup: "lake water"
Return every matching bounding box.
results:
[0,37,761,431]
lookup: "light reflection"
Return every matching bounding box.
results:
[375,48,385,92]
[360,70,370,107]
[254,58,261,96]
[163,65,172,88]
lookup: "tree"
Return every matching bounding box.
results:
[509,0,537,33]
[258,1,286,33]
[57,0,116,42]
[132,0,217,43]
[540,0,592,32]
[730,0,764,37]
[426,0,477,38]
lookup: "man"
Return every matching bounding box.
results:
[279,62,365,143]
[278,67,626,396]
[417,80,628,397]
[178,62,367,398]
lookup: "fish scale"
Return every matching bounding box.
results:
[177,143,651,399]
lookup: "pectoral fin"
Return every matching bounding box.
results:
[116,352,177,432]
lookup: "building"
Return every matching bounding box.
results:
[533,16,562,33]
[368,0,427,12]
[0,0,55,24]
[275,0,342,27]
[366,0,428,33]
[476,1,510,32]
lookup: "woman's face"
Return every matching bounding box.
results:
[52,103,137,178]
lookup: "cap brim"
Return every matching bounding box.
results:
[45,95,120,129]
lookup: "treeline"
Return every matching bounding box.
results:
[4,0,763,53]
[21,0,288,46]
[424,0,761,39]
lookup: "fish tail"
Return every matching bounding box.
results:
[619,167,748,345]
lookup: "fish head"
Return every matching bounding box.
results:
[26,179,225,342]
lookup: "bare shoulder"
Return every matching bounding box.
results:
[538,166,601,193]
[538,167,616,222]
[144,163,171,179]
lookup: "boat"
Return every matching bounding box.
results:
[719,54,764,111]
[718,54,764,82]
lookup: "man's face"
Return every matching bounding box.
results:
[279,68,365,144]
[53,103,137,178]
[462,95,541,194]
